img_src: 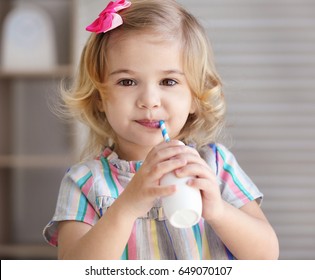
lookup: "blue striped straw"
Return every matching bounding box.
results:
[159,120,170,142]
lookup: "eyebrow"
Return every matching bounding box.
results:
[109,69,135,76]
[162,70,185,76]
[109,69,185,76]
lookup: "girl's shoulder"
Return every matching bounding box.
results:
[198,143,239,163]
[198,143,233,173]
[65,157,103,184]
[62,148,116,198]
[66,147,114,180]
[199,143,263,207]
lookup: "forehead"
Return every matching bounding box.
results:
[106,31,183,70]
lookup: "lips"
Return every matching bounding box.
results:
[136,120,160,128]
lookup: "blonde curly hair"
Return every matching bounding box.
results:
[61,0,226,159]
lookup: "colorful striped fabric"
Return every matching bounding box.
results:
[43,143,263,259]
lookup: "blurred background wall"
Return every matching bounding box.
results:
[0,0,314,259]
[186,0,315,259]
[180,0,315,259]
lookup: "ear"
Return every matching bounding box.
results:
[95,91,105,112]
[189,98,197,114]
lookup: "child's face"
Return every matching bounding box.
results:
[99,32,195,160]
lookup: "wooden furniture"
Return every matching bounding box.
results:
[0,0,75,259]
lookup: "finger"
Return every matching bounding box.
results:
[143,142,188,172]
[148,158,188,181]
[168,147,203,164]
[175,162,215,179]
[150,140,186,154]
[140,142,182,165]
[146,185,177,198]
[150,142,188,160]
[187,177,218,192]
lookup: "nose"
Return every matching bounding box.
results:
[136,85,161,109]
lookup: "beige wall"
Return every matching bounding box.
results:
[177,0,315,259]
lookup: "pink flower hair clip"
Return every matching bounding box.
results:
[86,0,131,34]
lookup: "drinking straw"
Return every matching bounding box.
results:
[159,120,170,142]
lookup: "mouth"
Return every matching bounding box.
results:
[136,120,161,129]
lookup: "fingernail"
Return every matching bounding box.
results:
[175,169,181,176]
[187,179,194,186]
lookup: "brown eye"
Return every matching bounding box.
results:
[160,79,177,86]
[118,79,136,86]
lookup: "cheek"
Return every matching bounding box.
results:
[171,103,193,128]
[180,94,195,115]
[103,103,116,124]
[103,99,130,128]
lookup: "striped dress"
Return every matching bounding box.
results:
[43,143,263,259]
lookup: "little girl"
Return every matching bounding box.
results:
[43,0,279,260]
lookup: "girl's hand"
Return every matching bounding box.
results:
[172,146,224,222]
[118,140,190,219]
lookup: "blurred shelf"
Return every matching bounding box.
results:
[0,244,57,260]
[0,0,74,261]
[0,155,73,169]
[0,65,73,79]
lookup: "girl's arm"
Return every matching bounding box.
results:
[175,146,279,260]
[57,181,178,260]
[208,200,279,260]
[57,140,186,259]
[57,193,138,260]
